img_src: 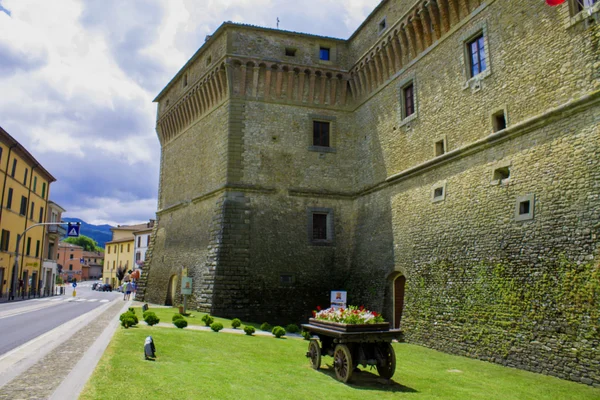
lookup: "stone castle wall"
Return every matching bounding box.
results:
[141,0,600,386]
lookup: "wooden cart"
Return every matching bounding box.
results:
[302,319,403,383]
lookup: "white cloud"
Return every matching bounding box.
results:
[0,0,379,226]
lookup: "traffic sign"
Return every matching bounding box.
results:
[72,282,77,288]
[67,223,80,237]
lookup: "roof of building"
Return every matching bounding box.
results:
[111,220,155,232]
[82,250,104,258]
[48,200,66,213]
[0,126,57,182]
[105,237,135,245]
[58,242,83,249]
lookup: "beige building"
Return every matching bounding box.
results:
[41,201,66,294]
[57,242,84,283]
[104,222,153,287]
[140,0,600,386]
[82,250,104,281]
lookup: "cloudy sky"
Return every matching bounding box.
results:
[0,0,379,226]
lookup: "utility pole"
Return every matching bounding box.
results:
[10,221,80,300]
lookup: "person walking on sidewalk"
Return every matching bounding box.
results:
[122,281,129,301]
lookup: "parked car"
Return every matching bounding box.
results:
[102,284,112,292]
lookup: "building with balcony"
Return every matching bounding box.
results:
[0,126,56,298]
[41,201,66,295]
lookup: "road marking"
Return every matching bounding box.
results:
[99,300,109,303]
[87,299,98,302]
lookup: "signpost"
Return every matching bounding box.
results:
[67,223,80,237]
[72,281,77,297]
[330,290,347,310]
[181,277,192,313]
[9,221,81,301]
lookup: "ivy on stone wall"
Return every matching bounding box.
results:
[404,256,600,359]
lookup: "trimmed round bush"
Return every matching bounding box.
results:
[201,314,214,327]
[172,314,185,322]
[231,318,241,329]
[286,324,300,334]
[128,307,136,314]
[173,318,188,329]
[120,311,138,326]
[260,322,272,331]
[144,312,160,326]
[142,311,150,319]
[121,316,136,329]
[272,326,286,338]
[211,322,224,332]
[244,326,255,336]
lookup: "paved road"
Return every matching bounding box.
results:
[0,281,120,356]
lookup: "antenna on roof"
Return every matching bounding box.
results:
[277,17,280,29]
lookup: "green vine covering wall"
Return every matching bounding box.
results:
[403,256,600,381]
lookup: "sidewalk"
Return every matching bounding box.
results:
[0,297,130,400]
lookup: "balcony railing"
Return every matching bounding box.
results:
[48,225,67,236]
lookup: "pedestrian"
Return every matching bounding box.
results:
[126,281,132,300]
[122,281,129,300]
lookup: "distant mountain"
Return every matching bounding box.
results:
[62,217,113,248]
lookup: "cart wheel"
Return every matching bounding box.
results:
[376,343,396,379]
[308,340,321,370]
[333,344,353,383]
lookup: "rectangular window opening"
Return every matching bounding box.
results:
[313,121,330,147]
[378,18,387,33]
[493,111,507,132]
[493,166,510,182]
[183,74,188,87]
[319,47,330,61]
[6,188,13,209]
[285,48,296,57]
[435,140,445,156]
[23,168,28,185]
[11,159,17,177]
[519,200,530,215]
[468,33,486,78]
[403,83,415,118]
[20,196,27,216]
[1,229,10,251]
[312,213,328,240]
[30,202,35,220]
[434,187,444,199]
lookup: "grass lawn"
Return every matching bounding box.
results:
[80,325,600,400]
[136,306,268,330]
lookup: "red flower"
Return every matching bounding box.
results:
[373,311,379,317]
[316,305,322,311]
[312,311,316,317]
[359,305,365,311]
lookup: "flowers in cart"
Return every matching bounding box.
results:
[312,305,385,324]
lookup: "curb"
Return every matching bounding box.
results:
[49,300,133,400]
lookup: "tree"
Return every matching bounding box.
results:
[63,235,101,252]
[116,266,126,284]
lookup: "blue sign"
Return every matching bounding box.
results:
[72,282,77,288]
[67,223,80,237]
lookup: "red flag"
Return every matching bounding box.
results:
[546,0,566,6]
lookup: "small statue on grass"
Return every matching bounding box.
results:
[144,336,156,361]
